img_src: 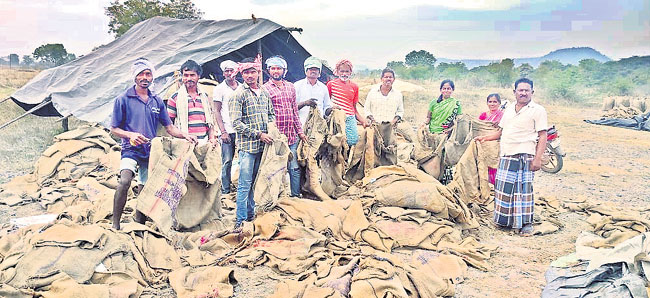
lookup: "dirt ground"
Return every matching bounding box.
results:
[1,76,649,296]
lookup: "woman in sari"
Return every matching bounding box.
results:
[422,79,461,184]
[478,93,504,184]
[423,79,461,133]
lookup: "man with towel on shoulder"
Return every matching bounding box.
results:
[166,60,218,146]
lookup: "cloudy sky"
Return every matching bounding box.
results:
[1,0,648,68]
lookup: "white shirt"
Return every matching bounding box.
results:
[364,84,404,123]
[212,80,239,134]
[498,100,548,156]
[294,78,332,127]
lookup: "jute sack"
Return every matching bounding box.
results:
[471,119,500,168]
[631,98,646,113]
[137,138,194,234]
[320,109,349,197]
[175,142,222,230]
[614,96,630,108]
[444,114,473,166]
[416,126,445,179]
[297,107,330,201]
[601,97,615,111]
[253,122,290,213]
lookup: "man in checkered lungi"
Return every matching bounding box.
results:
[476,78,548,236]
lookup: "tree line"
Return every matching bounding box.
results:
[364,50,650,101]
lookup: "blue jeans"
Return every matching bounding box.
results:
[221,133,236,194]
[288,142,301,197]
[236,150,262,224]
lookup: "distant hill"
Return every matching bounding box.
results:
[437,47,612,69]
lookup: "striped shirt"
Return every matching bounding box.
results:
[327,78,359,116]
[167,91,210,138]
[263,80,303,145]
[230,83,276,153]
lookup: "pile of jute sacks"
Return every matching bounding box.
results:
[0,109,573,297]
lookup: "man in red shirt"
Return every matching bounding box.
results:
[327,59,368,146]
[263,55,307,197]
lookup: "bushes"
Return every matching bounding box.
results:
[609,78,634,96]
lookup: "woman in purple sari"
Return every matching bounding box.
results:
[478,93,504,184]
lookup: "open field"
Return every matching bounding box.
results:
[1,69,649,297]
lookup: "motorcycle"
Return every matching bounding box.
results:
[541,125,566,173]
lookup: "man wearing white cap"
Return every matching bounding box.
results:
[110,57,196,230]
[212,60,240,194]
[263,55,307,197]
[294,56,332,127]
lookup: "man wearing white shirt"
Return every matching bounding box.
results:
[294,56,332,127]
[212,60,239,194]
[364,68,404,126]
[475,78,548,236]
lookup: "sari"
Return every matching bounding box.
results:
[478,109,504,184]
[428,97,461,134]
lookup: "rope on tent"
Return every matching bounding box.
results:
[0,97,10,104]
[0,98,52,131]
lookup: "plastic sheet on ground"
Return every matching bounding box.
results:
[543,232,650,298]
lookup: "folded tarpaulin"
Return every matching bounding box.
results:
[584,111,650,132]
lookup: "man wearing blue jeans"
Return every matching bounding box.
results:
[229,57,275,229]
[212,60,239,194]
[263,56,307,197]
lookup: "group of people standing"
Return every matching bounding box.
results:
[110,55,548,236]
[422,77,548,236]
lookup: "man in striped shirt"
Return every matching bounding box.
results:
[263,55,307,197]
[167,60,218,146]
[327,59,369,146]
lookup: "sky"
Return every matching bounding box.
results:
[1,0,648,69]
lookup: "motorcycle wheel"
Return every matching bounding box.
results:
[541,144,563,174]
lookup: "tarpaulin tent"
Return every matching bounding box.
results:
[9,17,332,127]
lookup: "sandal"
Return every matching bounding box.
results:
[519,224,534,236]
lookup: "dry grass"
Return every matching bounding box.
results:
[0,67,40,90]
[0,68,79,183]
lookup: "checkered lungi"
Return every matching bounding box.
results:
[493,154,535,229]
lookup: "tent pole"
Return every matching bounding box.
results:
[0,99,51,131]
[56,115,71,131]
[258,40,263,87]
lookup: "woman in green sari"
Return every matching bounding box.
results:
[423,79,461,133]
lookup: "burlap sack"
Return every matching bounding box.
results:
[614,96,630,108]
[601,97,615,111]
[253,122,290,213]
[415,126,446,179]
[471,119,500,168]
[176,143,222,230]
[319,110,349,197]
[136,139,193,234]
[298,107,331,201]
[444,114,473,166]
[631,98,646,113]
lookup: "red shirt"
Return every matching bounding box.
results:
[327,78,358,116]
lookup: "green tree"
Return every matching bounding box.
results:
[33,43,76,67]
[21,55,35,67]
[404,50,436,68]
[516,63,533,78]
[387,61,405,69]
[105,0,203,37]
[436,62,468,79]
[485,58,515,88]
